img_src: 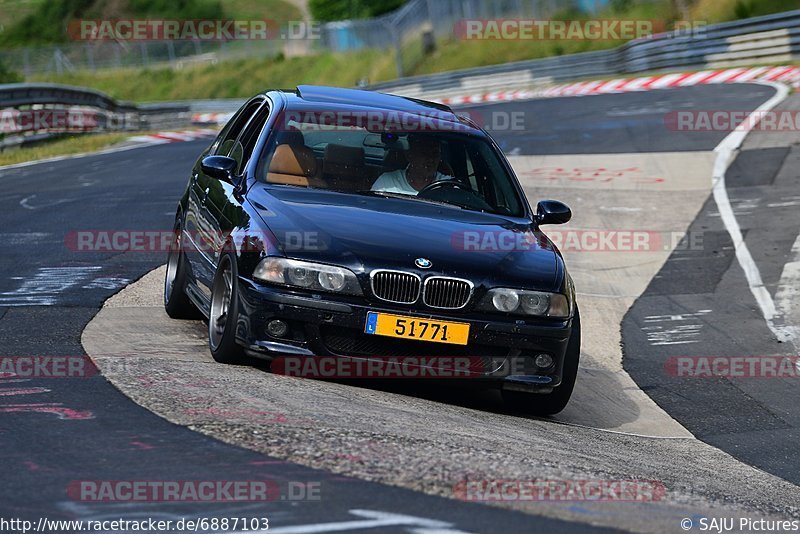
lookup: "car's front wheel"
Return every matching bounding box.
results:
[208,252,247,364]
[502,309,581,416]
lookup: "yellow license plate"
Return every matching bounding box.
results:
[365,312,470,345]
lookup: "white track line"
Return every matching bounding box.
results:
[774,235,800,344]
[711,80,796,346]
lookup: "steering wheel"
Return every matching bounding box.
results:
[419,178,472,195]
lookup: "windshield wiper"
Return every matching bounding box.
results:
[355,190,466,209]
[355,190,413,199]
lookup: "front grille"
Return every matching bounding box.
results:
[423,277,473,309]
[370,270,421,304]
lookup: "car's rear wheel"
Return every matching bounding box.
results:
[164,222,200,319]
[208,253,247,364]
[502,309,581,416]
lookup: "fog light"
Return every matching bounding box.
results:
[534,353,553,369]
[266,319,289,338]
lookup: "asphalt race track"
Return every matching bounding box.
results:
[2,83,799,532]
[0,143,574,532]
[623,92,800,485]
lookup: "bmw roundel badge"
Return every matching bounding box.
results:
[415,258,432,269]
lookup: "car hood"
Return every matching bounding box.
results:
[246,185,561,292]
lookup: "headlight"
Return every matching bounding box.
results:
[479,288,570,318]
[253,258,362,295]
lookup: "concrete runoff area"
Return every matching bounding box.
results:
[82,148,800,531]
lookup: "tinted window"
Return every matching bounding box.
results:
[214,99,263,158]
[255,117,524,217]
[230,103,271,174]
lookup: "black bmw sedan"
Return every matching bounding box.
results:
[164,85,579,415]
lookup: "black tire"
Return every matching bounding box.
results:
[502,309,581,416]
[164,222,201,319]
[208,253,247,364]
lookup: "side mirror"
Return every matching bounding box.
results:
[536,200,571,225]
[201,155,238,183]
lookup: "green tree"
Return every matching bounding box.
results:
[309,0,407,22]
[0,0,223,46]
[0,59,22,83]
[0,0,95,45]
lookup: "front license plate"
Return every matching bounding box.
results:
[365,312,469,345]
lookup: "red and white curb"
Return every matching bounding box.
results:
[128,128,218,145]
[439,65,800,106]
[192,112,234,126]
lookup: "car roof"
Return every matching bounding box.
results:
[265,85,483,135]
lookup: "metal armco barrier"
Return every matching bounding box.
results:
[368,9,800,99]
[2,9,800,145]
[0,83,190,143]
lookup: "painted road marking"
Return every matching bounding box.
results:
[0,233,51,245]
[230,509,475,534]
[709,197,760,218]
[0,387,50,396]
[711,81,796,345]
[766,196,800,208]
[0,375,93,420]
[0,266,120,306]
[643,310,712,346]
[644,325,703,346]
[20,194,73,210]
[774,233,800,344]
[645,311,713,322]
[518,166,663,185]
[0,404,94,420]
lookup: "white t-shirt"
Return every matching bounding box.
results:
[371,168,450,195]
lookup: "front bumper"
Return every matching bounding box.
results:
[236,279,573,393]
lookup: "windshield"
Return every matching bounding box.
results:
[256,114,525,217]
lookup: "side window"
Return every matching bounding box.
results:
[473,142,521,215]
[214,100,263,157]
[465,155,478,190]
[231,103,271,174]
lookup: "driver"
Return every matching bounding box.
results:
[371,134,451,195]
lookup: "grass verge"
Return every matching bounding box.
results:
[0,132,129,166]
[30,49,398,101]
[24,1,800,102]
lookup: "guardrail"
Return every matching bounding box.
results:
[3,9,800,146]
[369,9,800,100]
[0,83,191,147]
